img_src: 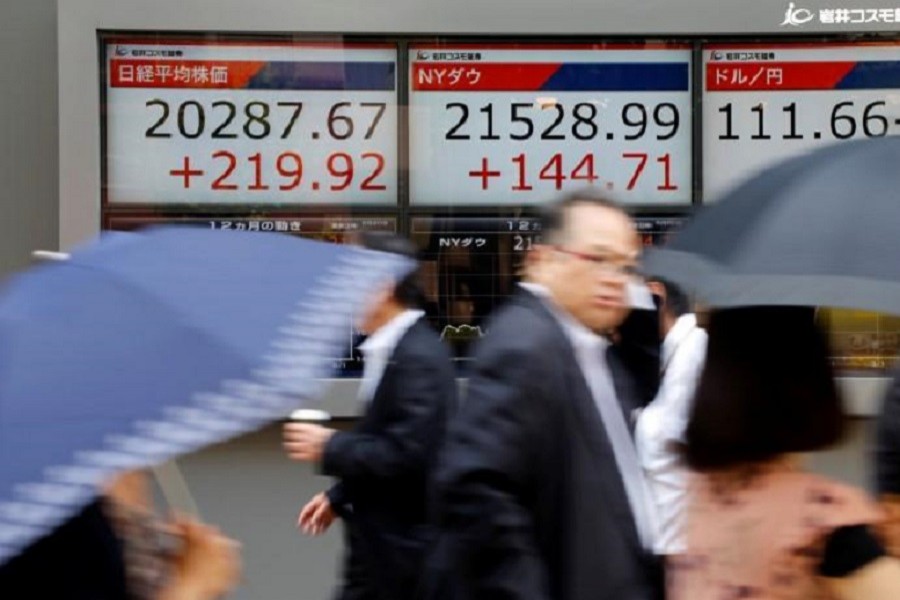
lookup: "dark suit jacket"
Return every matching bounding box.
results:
[876,370,900,494]
[614,296,662,409]
[322,318,456,600]
[432,289,663,600]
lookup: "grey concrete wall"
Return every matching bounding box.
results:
[0,0,58,277]
[173,424,347,600]
[808,418,876,491]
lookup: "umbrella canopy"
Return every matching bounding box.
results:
[643,136,900,315]
[0,227,411,565]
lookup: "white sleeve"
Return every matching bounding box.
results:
[636,330,707,460]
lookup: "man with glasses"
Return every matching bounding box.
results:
[431,192,663,600]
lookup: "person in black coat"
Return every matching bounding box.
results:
[877,371,900,497]
[283,233,456,600]
[431,193,664,600]
[876,370,900,554]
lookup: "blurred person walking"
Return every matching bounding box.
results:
[0,470,241,600]
[875,372,900,555]
[432,193,664,600]
[636,279,707,558]
[283,232,456,600]
[670,307,900,600]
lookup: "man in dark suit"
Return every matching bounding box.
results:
[877,372,900,492]
[432,193,663,600]
[283,232,456,600]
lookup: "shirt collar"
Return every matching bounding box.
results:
[358,309,424,356]
[519,283,609,354]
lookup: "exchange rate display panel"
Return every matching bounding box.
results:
[103,38,399,206]
[409,44,693,207]
[703,41,900,200]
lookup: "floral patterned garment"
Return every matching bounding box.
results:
[668,458,884,600]
[104,498,179,600]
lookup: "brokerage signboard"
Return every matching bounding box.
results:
[409,44,693,207]
[703,42,900,200]
[104,39,399,206]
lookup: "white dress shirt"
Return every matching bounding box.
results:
[520,283,659,550]
[635,313,707,555]
[356,310,425,403]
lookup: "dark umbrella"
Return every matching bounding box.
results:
[643,136,900,315]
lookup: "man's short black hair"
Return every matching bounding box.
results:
[653,277,692,318]
[685,306,844,472]
[538,189,626,246]
[358,231,425,309]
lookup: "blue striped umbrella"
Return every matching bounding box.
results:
[0,227,411,565]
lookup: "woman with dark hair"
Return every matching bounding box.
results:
[670,307,900,600]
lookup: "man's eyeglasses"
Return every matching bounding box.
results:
[554,247,641,277]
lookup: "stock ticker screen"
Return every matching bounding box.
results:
[103,211,683,371]
[103,39,399,207]
[411,214,685,361]
[97,34,900,375]
[408,43,694,207]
